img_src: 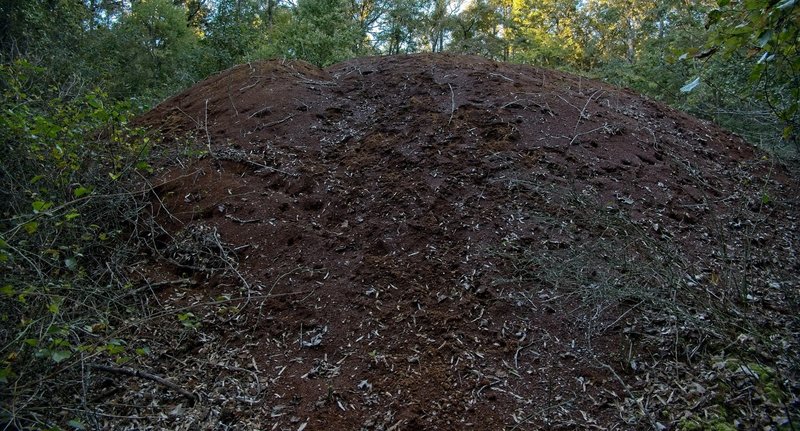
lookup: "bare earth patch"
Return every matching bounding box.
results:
[86,54,798,430]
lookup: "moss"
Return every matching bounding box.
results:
[678,420,702,431]
[724,358,741,372]
[746,363,776,381]
[721,359,785,403]
[708,422,737,431]
[762,379,785,403]
[678,419,737,431]
[678,406,736,431]
[743,362,785,403]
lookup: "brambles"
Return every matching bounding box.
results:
[0,59,156,429]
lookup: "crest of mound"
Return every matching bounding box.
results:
[131,54,799,429]
[139,53,784,226]
[139,53,794,262]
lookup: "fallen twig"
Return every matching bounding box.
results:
[256,114,294,131]
[171,106,202,129]
[88,363,198,403]
[500,99,525,109]
[508,398,575,431]
[212,360,262,403]
[268,265,308,296]
[246,160,298,177]
[597,361,658,429]
[513,341,537,369]
[247,106,272,119]
[227,78,239,117]
[204,99,212,153]
[239,79,262,92]
[113,278,197,302]
[225,215,261,224]
[489,72,514,82]
[290,69,337,87]
[448,83,455,125]
[569,122,612,145]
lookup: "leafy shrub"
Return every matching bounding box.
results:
[0,59,154,429]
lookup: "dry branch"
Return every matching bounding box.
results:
[204,99,212,153]
[290,70,337,87]
[112,278,197,302]
[489,72,514,82]
[566,89,607,145]
[239,79,261,92]
[255,114,294,131]
[225,215,261,224]
[88,363,198,403]
[247,106,272,119]
[569,122,612,145]
[448,83,455,125]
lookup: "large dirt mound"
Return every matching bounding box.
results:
[121,54,798,430]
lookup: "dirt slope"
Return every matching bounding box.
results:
[113,54,799,430]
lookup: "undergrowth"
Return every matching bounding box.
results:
[0,59,158,430]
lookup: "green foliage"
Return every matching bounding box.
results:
[287,0,362,66]
[105,0,202,99]
[375,0,430,54]
[679,418,737,431]
[510,0,586,67]
[177,312,201,329]
[0,0,90,74]
[703,0,799,148]
[0,59,153,429]
[450,0,509,60]
[203,0,270,71]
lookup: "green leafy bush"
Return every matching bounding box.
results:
[693,0,799,152]
[0,59,153,429]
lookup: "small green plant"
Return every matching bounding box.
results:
[679,417,737,431]
[178,312,201,329]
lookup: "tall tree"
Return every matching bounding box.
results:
[376,0,428,54]
[349,0,386,53]
[109,0,200,98]
[508,0,585,67]
[427,0,448,52]
[583,0,662,64]
[449,0,508,60]
[173,0,212,29]
[283,0,361,66]
[203,0,265,71]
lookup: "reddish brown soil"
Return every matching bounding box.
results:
[111,54,799,430]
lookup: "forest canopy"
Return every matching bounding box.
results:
[0,0,798,150]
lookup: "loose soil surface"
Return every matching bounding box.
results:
[98,54,798,430]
